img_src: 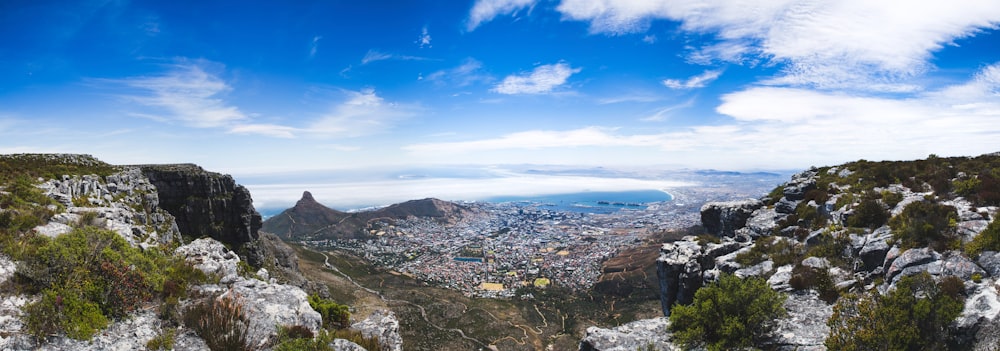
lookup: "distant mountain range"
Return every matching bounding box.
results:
[261,191,472,240]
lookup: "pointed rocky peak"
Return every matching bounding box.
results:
[295,191,318,208]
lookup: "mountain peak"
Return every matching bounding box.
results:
[294,191,320,208]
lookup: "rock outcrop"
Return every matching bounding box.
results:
[351,309,403,351]
[579,317,676,351]
[35,167,180,247]
[700,199,763,237]
[177,237,323,347]
[140,164,261,246]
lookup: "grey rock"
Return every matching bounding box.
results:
[783,172,817,201]
[744,207,785,237]
[579,317,678,351]
[775,198,798,214]
[141,164,261,247]
[176,237,242,283]
[700,199,764,237]
[38,311,165,351]
[657,240,703,316]
[885,247,940,283]
[978,251,1000,277]
[352,310,402,351]
[769,291,832,351]
[801,257,830,270]
[767,264,794,292]
[859,226,893,271]
[735,260,773,278]
[331,338,369,351]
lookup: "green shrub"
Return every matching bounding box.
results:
[826,273,964,351]
[184,294,255,351]
[146,327,176,350]
[669,274,787,351]
[23,288,108,340]
[16,227,167,339]
[881,190,904,209]
[735,236,803,267]
[846,197,889,229]
[965,219,1000,257]
[890,201,959,250]
[308,294,351,330]
[788,264,838,303]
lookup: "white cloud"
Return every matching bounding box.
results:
[228,124,299,138]
[640,99,695,121]
[467,0,537,31]
[426,58,493,87]
[406,63,1000,169]
[120,62,246,128]
[662,69,723,89]
[492,62,581,94]
[307,89,418,137]
[642,34,656,44]
[417,26,431,48]
[360,49,433,65]
[309,36,322,58]
[404,127,663,153]
[361,50,394,64]
[555,0,1000,90]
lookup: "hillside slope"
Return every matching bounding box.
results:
[262,191,473,240]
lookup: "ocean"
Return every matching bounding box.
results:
[485,189,673,214]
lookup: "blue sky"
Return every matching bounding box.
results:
[2,1,1000,208]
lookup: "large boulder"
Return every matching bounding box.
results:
[700,199,764,237]
[769,291,832,351]
[578,317,676,351]
[351,310,402,351]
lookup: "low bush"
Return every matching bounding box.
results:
[23,288,108,340]
[890,201,959,250]
[826,273,964,351]
[965,219,1000,258]
[735,236,803,267]
[788,264,838,303]
[146,327,176,350]
[670,274,787,351]
[846,196,888,229]
[308,294,351,330]
[184,294,256,351]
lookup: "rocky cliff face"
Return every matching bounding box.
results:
[140,164,261,246]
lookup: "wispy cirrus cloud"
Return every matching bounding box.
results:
[426,58,494,87]
[307,88,419,137]
[555,0,1000,91]
[309,36,322,59]
[360,49,434,65]
[119,61,246,128]
[467,0,537,31]
[662,69,723,89]
[492,62,580,94]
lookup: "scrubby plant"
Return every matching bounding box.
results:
[184,294,256,351]
[826,273,964,351]
[846,196,889,229]
[146,327,176,350]
[735,236,803,267]
[308,294,351,330]
[669,274,787,351]
[889,200,959,250]
[965,219,1000,257]
[880,190,904,209]
[788,264,838,303]
[23,288,108,340]
[13,227,184,339]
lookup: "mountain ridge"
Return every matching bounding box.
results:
[262,191,472,240]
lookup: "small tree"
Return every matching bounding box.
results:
[669,274,787,350]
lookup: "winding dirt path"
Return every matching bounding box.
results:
[309,247,490,348]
